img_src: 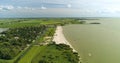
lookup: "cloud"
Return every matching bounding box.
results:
[41,6,47,10]
[1,0,120,17]
[0,5,14,11]
[16,6,35,10]
[67,4,72,8]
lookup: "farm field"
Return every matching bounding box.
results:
[63,18,120,63]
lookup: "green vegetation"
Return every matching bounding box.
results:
[18,46,45,63]
[0,26,47,60]
[18,43,79,63]
[31,43,79,63]
[0,18,81,63]
[44,28,56,36]
[0,18,61,28]
[0,18,85,28]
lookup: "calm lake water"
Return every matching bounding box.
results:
[63,18,120,63]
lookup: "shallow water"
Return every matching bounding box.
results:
[63,18,120,63]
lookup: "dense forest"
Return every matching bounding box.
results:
[0,25,47,59]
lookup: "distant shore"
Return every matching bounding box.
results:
[53,26,77,52]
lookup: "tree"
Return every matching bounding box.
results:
[39,60,47,63]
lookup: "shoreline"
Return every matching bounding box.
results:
[52,26,77,52]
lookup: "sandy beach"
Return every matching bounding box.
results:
[53,26,77,52]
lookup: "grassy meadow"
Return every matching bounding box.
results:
[18,46,45,63]
[0,18,61,28]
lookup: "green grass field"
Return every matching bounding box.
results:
[18,46,46,63]
[0,18,80,28]
[0,18,64,28]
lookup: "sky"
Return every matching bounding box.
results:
[0,0,120,18]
